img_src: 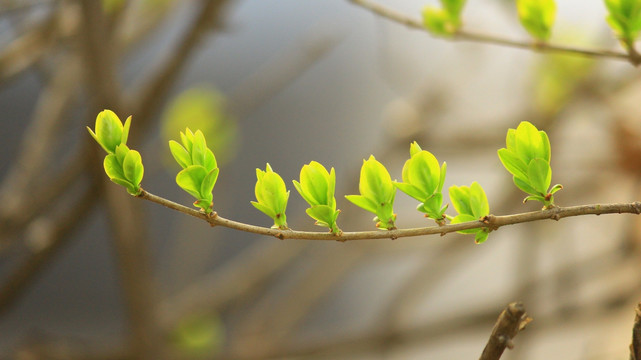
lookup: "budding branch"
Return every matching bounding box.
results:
[137,189,641,242]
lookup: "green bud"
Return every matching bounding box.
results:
[252,164,289,230]
[87,109,131,154]
[449,182,490,243]
[394,142,448,223]
[293,161,341,234]
[498,121,560,207]
[346,155,396,230]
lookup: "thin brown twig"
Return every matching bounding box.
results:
[479,302,532,360]
[347,0,637,65]
[138,189,641,241]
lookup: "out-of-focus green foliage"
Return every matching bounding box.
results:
[346,156,397,230]
[101,0,125,14]
[252,164,289,230]
[517,0,556,41]
[533,53,594,116]
[162,87,237,169]
[293,161,342,235]
[171,314,224,358]
[170,128,219,213]
[498,121,562,208]
[394,142,448,224]
[604,0,641,49]
[422,0,467,36]
[449,182,490,244]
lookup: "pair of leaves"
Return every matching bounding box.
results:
[604,0,641,50]
[449,182,490,244]
[517,0,556,41]
[394,142,448,223]
[497,121,562,207]
[104,145,144,196]
[346,156,397,230]
[422,0,467,36]
[169,128,219,213]
[252,164,289,230]
[88,110,143,196]
[293,161,341,235]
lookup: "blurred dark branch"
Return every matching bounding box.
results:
[228,28,342,118]
[0,56,80,241]
[159,240,307,329]
[479,302,531,360]
[631,302,641,360]
[78,2,160,359]
[229,247,364,357]
[0,0,53,17]
[348,0,637,65]
[139,189,641,241]
[0,1,70,83]
[0,182,96,319]
[129,0,230,131]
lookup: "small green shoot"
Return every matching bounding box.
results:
[394,142,448,224]
[252,164,289,230]
[87,109,131,155]
[497,121,562,208]
[169,128,219,213]
[449,182,490,244]
[293,161,342,235]
[88,110,143,196]
[346,155,397,230]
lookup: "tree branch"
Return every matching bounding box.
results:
[348,0,636,65]
[136,189,641,241]
[479,302,532,360]
[631,302,641,360]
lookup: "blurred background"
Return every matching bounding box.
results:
[1,0,641,359]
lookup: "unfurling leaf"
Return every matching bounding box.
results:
[498,121,561,208]
[170,128,219,213]
[89,111,144,196]
[449,182,490,244]
[346,156,396,230]
[252,164,289,230]
[293,161,341,234]
[394,142,448,223]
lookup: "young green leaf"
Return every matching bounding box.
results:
[87,110,131,154]
[293,161,341,234]
[516,0,556,41]
[449,182,490,244]
[252,164,289,230]
[102,144,144,196]
[176,166,208,200]
[170,128,219,213]
[346,156,396,230]
[394,142,448,223]
[604,0,641,49]
[498,121,561,207]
